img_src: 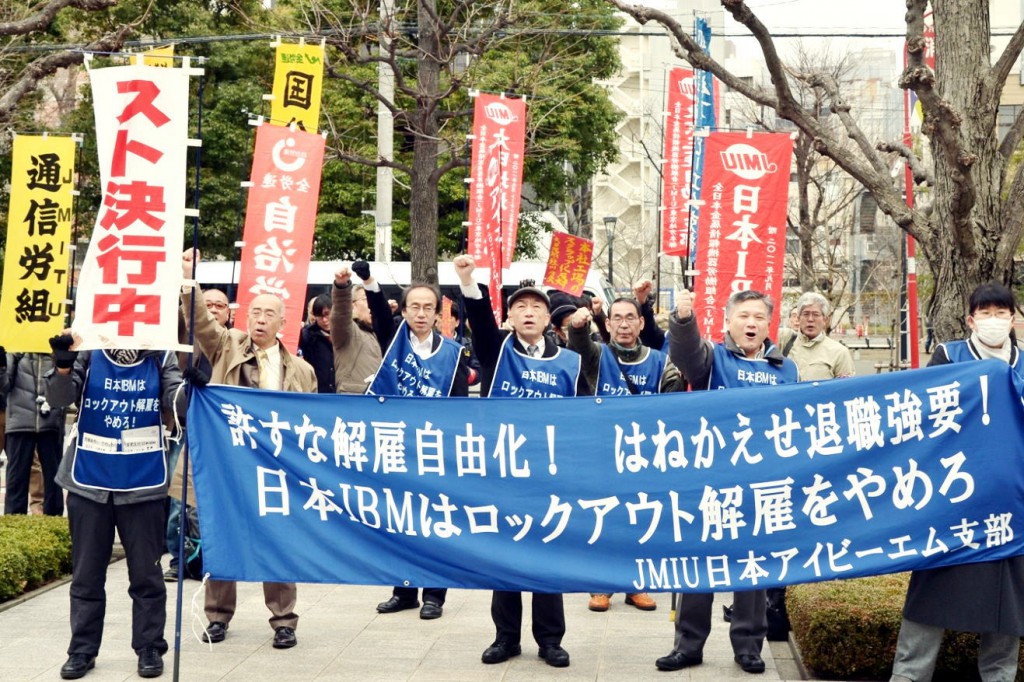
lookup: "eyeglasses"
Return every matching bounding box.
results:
[206,302,229,310]
[609,315,640,324]
[799,311,824,320]
[406,304,436,314]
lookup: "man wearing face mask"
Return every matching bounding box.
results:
[890,283,1024,682]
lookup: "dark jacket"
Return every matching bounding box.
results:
[667,312,792,389]
[0,353,66,433]
[900,340,1024,635]
[298,321,336,393]
[568,324,685,394]
[464,284,592,397]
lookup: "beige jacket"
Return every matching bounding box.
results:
[330,282,383,394]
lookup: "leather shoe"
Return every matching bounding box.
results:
[655,650,702,671]
[162,566,178,582]
[376,595,419,613]
[60,654,95,680]
[588,593,610,611]
[735,653,765,674]
[137,646,163,678]
[481,641,521,664]
[202,621,227,643]
[273,626,297,649]
[625,592,658,611]
[538,644,570,668]
[419,601,443,620]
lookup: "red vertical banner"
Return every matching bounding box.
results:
[542,232,593,297]
[236,124,325,351]
[466,94,528,324]
[693,132,793,343]
[661,68,697,256]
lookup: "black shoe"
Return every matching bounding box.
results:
[481,641,521,664]
[163,566,178,582]
[723,603,733,622]
[60,654,95,680]
[735,653,766,674]
[202,621,228,644]
[137,646,163,678]
[419,601,443,620]
[376,595,419,613]
[538,644,570,668]
[655,651,702,671]
[273,626,297,649]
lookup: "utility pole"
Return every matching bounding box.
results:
[375,0,395,262]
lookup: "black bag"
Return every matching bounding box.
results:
[182,504,204,580]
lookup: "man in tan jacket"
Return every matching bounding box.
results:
[329,265,383,394]
[176,249,316,650]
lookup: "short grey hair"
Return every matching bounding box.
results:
[725,289,774,318]
[795,291,830,318]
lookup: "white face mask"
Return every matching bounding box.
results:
[974,316,1013,347]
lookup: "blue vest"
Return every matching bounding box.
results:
[490,336,581,398]
[367,322,462,398]
[72,351,167,491]
[941,339,1024,375]
[708,342,798,390]
[596,345,667,396]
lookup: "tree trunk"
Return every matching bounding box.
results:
[794,132,816,292]
[410,0,441,285]
[923,0,1010,342]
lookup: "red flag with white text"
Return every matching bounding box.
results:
[661,68,697,257]
[236,124,325,351]
[693,132,793,343]
[466,94,527,324]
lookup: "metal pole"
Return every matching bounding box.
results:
[375,0,395,262]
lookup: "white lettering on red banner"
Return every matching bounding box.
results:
[693,132,793,343]
[237,124,325,351]
[661,68,697,257]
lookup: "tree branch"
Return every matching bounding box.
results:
[0,0,116,38]
[803,70,891,178]
[876,139,935,186]
[999,103,1024,160]
[989,20,1024,103]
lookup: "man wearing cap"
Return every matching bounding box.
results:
[568,296,686,614]
[455,254,589,669]
[367,278,472,621]
[658,288,798,676]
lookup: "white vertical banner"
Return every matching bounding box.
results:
[74,63,194,350]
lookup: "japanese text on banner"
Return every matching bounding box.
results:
[543,232,593,297]
[270,42,324,133]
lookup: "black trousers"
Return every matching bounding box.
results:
[4,430,63,515]
[67,493,168,657]
[490,591,564,647]
[392,586,447,605]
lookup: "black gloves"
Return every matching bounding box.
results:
[183,366,210,388]
[48,335,77,370]
[351,260,371,280]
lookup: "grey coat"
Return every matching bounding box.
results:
[901,342,1024,635]
[0,353,65,433]
[47,349,185,505]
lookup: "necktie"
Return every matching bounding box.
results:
[255,348,271,389]
[527,344,539,358]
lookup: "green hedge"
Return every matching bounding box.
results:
[788,573,1024,681]
[0,515,72,602]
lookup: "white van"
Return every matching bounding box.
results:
[195,260,616,313]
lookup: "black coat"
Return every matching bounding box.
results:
[298,322,335,394]
[901,339,1024,635]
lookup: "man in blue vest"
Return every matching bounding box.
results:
[369,279,472,620]
[455,254,589,669]
[568,297,686,613]
[658,288,798,675]
[46,334,186,680]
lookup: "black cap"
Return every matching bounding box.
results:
[548,291,577,327]
[507,286,550,310]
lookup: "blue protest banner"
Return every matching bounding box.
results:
[188,360,1024,594]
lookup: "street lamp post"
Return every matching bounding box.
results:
[603,215,617,289]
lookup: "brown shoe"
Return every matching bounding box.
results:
[625,592,657,611]
[588,594,610,612]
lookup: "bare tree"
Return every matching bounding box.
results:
[607,0,1024,340]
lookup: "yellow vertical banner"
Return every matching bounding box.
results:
[143,45,175,67]
[0,135,76,351]
[270,41,324,133]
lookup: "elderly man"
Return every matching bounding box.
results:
[329,266,385,395]
[786,292,854,380]
[368,278,471,620]
[658,288,798,676]
[179,249,316,650]
[569,297,686,613]
[456,254,589,669]
[47,334,185,680]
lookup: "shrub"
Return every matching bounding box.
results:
[788,573,1024,681]
[0,515,72,602]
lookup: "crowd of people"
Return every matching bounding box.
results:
[1,250,1019,681]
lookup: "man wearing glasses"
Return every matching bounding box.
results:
[786,292,854,381]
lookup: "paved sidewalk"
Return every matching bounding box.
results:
[0,558,796,681]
